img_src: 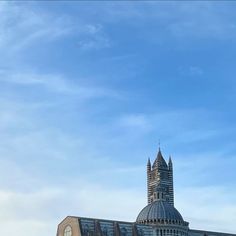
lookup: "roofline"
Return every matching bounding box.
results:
[190,228,236,236]
[57,215,79,225]
[65,215,136,225]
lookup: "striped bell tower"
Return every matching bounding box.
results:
[147,148,174,206]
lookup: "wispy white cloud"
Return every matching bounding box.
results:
[1,162,236,236]
[0,69,121,99]
[93,2,236,42]
[0,2,74,52]
[117,114,151,131]
[77,24,111,50]
[1,2,235,56]
[0,2,236,236]
[176,186,236,233]
[165,3,236,41]
[0,181,144,236]
[0,2,111,54]
[178,66,204,77]
[115,110,223,143]
[0,187,62,236]
[0,100,236,235]
[2,219,56,236]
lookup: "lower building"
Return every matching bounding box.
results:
[56,149,236,236]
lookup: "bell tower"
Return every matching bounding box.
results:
[147,148,174,206]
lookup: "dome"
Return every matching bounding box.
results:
[136,200,184,223]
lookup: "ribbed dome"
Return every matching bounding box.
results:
[136,200,184,223]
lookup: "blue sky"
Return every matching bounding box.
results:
[1,1,236,235]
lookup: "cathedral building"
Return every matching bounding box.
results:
[56,149,236,236]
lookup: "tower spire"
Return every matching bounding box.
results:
[168,155,172,166]
[147,157,151,170]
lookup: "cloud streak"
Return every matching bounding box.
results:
[0,2,74,52]
[176,186,236,233]
[0,69,121,100]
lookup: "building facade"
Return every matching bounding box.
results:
[56,149,236,236]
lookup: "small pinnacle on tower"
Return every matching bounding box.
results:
[147,158,151,172]
[168,156,172,168]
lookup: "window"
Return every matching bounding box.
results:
[64,225,72,236]
[120,227,127,236]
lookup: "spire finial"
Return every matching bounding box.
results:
[158,139,161,151]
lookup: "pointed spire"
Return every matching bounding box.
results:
[147,157,151,171]
[152,147,168,169]
[168,155,173,170]
[157,149,163,161]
